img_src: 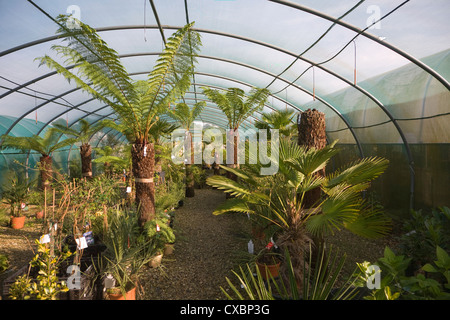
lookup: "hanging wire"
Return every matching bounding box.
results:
[143,0,147,42]
[269,0,410,95]
[353,39,357,85]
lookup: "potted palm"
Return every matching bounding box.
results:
[207,137,391,293]
[99,208,156,300]
[1,174,35,229]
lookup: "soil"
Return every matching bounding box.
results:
[0,188,398,300]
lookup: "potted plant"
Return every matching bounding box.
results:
[255,246,283,281]
[100,208,157,300]
[144,215,176,268]
[1,174,34,229]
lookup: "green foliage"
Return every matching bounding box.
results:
[9,275,32,300]
[10,240,73,300]
[207,138,391,239]
[202,87,270,130]
[99,208,157,296]
[399,206,450,269]
[1,173,35,217]
[144,215,176,252]
[356,246,450,300]
[0,253,9,273]
[0,127,76,157]
[254,109,296,139]
[52,118,105,145]
[155,181,185,212]
[222,245,360,300]
[36,15,202,144]
[168,102,206,131]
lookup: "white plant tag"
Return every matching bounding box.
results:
[156,224,161,232]
[144,146,147,156]
[75,236,88,250]
[39,234,50,244]
[248,240,254,254]
[126,186,132,193]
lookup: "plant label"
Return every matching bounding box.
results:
[126,186,132,193]
[21,202,26,209]
[75,236,88,250]
[248,240,254,254]
[156,224,161,232]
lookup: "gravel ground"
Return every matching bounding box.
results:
[139,188,251,300]
[0,217,42,298]
[0,188,398,300]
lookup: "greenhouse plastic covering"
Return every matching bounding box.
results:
[0,0,449,213]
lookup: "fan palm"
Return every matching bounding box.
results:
[52,118,105,179]
[168,101,206,197]
[0,129,76,189]
[36,15,202,226]
[206,138,391,291]
[201,87,270,173]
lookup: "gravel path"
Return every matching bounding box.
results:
[139,188,250,300]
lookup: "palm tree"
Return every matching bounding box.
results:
[254,109,296,139]
[36,15,202,226]
[201,87,270,178]
[52,118,105,179]
[0,129,76,189]
[206,138,391,292]
[168,102,206,197]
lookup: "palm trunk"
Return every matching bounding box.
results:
[297,109,327,208]
[40,155,53,190]
[131,142,156,227]
[80,143,92,180]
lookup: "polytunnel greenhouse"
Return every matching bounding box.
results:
[0,0,449,305]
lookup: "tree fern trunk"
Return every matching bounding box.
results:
[40,155,53,190]
[297,109,327,273]
[80,143,92,180]
[297,109,327,208]
[131,142,156,227]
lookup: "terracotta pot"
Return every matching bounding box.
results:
[256,260,281,280]
[149,253,163,268]
[107,286,136,300]
[36,211,44,219]
[10,216,26,229]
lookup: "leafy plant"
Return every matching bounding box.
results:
[9,275,32,300]
[223,245,360,300]
[1,173,35,217]
[399,206,450,272]
[0,253,9,273]
[15,240,74,300]
[207,138,391,289]
[99,208,157,297]
[356,246,450,300]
